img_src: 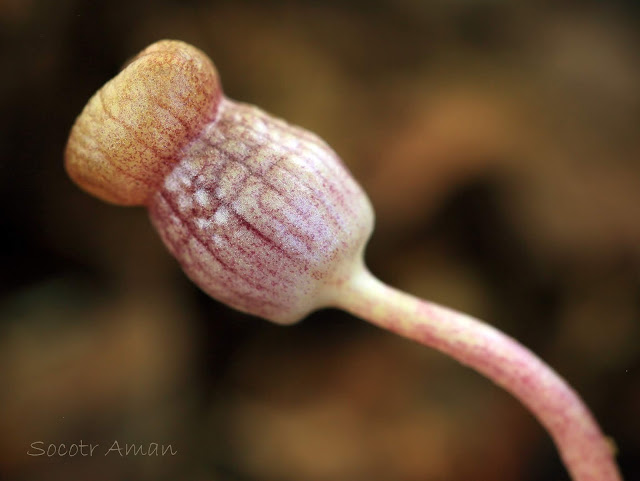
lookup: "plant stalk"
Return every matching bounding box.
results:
[333,263,622,481]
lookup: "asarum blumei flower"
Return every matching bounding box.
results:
[65,40,623,481]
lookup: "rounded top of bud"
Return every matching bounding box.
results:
[65,40,222,205]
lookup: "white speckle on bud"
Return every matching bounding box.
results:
[252,118,267,134]
[268,143,287,156]
[223,139,249,157]
[195,217,211,230]
[179,172,192,188]
[194,189,210,207]
[212,233,224,247]
[165,176,180,192]
[214,206,230,225]
[178,194,193,211]
[281,133,299,149]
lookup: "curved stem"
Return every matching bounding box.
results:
[332,263,622,481]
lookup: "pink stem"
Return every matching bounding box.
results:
[333,264,622,481]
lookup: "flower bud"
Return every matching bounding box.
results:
[65,40,374,324]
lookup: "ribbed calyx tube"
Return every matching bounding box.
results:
[149,99,374,323]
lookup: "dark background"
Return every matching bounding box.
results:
[1,1,639,480]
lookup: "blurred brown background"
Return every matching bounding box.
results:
[1,1,639,480]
